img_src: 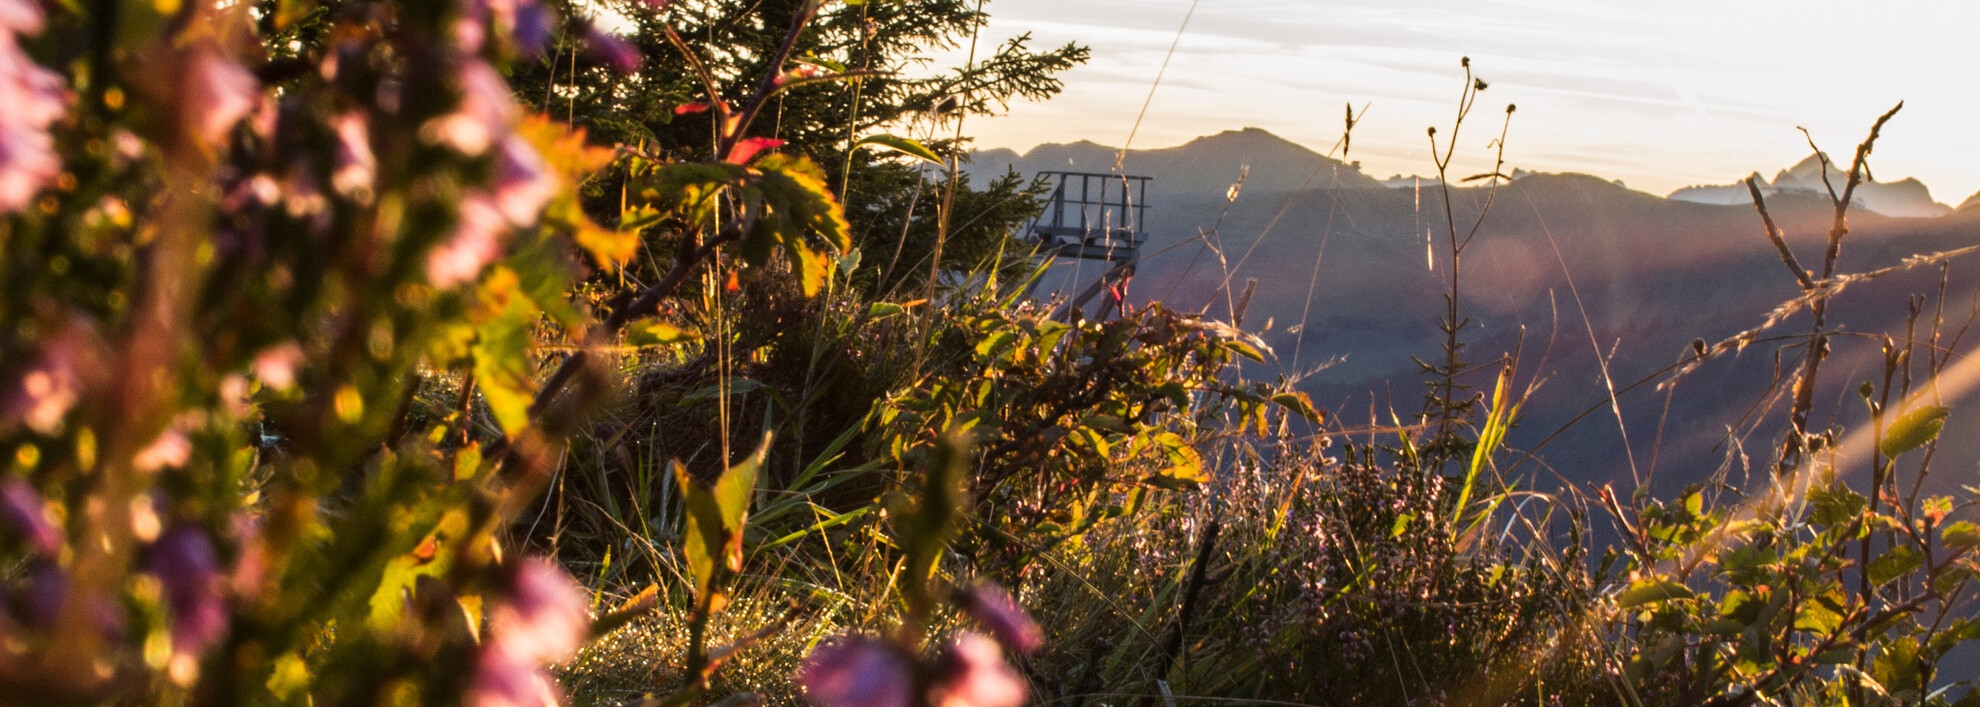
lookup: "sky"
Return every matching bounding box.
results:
[945,0,1980,203]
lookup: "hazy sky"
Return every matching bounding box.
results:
[949,0,1980,202]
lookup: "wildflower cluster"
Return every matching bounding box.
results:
[0,0,657,702]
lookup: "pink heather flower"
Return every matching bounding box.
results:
[487,557,590,664]
[133,429,193,473]
[0,0,44,34]
[582,25,640,74]
[330,112,376,197]
[493,135,555,227]
[253,341,305,390]
[181,44,261,147]
[928,633,1026,707]
[228,512,267,599]
[0,478,59,556]
[3,320,97,435]
[281,157,329,219]
[958,584,1043,654]
[148,525,229,656]
[467,649,565,707]
[799,635,914,707]
[468,557,590,707]
[222,174,281,213]
[8,367,77,433]
[423,60,519,155]
[452,14,489,56]
[0,1,68,214]
[428,193,507,287]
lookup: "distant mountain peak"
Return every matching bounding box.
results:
[1670,153,1949,218]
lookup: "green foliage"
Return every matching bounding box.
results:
[868,301,1309,575]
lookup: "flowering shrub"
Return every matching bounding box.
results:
[0,0,856,703]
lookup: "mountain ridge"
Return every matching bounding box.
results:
[971,128,1956,219]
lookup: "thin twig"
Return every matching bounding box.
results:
[1744,178,1814,290]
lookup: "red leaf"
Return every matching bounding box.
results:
[725,137,785,165]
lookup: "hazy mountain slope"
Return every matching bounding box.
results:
[973,130,1980,493]
[970,127,1381,198]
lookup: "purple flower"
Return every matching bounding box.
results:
[511,3,555,56]
[928,632,1026,707]
[583,24,640,74]
[799,634,914,707]
[16,560,66,629]
[493,135,555,227]
[0,478,58,555]
[456,0,554,55]
[957,583,1042,654]
[11,561,127,641]
[0,0,67,214]
[148,525,228,656]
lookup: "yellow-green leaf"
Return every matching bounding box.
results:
[1881,405,1949,457]
[1616,580,1695,608]
[1270,391,1322,423]
[471,268,539,437]
[854,133,943,164]
[626,319,700,347]
[1944,521,1980,550]
[675,434,769,610]
[1867,545,1923,587]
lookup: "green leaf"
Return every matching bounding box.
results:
[897,429,971,614]
[675,435,769,610]
[681,377,767,405]
[1872,636,1924,695]
[1269,391,1323,423]
[1389,513,1415,539]
[1616,580,1695,608]
[1227,339,1265,362]
[853,133,943,164]
[1143,431,1203,487]
[866,302,907,320]
[1794,594,1847,634]
[974,329,1019,365]
[1867,545,1924,587]
[1881,404,1949,457]
[750,154,851,296]
[470,268,540,437]
[1944,521,1980,550]
[1809,482,1867,526]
